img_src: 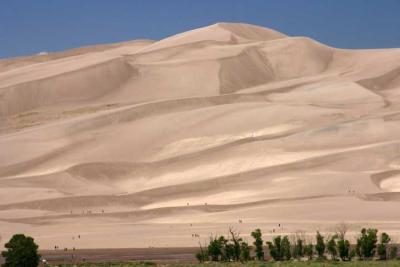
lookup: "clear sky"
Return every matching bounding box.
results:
[1,0,400,59]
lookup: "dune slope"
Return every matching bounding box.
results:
[1,23,400,248]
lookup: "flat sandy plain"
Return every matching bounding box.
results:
[1,23,400,249]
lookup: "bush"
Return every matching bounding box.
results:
[251,229,264,261]
[390,246,398,260]
[195,251,208,263]
[1,234,40,267]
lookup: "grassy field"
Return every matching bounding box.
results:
[57,260,400,267]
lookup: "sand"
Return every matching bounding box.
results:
[1,22,400,249]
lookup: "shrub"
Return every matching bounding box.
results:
[1,234,40,267]
[251,229,264,261]
[390,246,398,260]
[195,251,208,263]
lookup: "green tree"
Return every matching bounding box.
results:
[294,238,304,259]
[326,234,338,261]
[304,244,314,260]
[240,242,251,262]
[208,235,226,261]
[281,236,291,260]
[267,235,291,261]
[251,229,264,261]
[228,228,242,261]
[267,236,282,261]
[377,232,391,260]
[337,238,351,261]
[356,228,378,260]
[315,231,326,259]
[1,234,40,267]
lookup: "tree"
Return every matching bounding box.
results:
[304,244,314,260]
[377,232,391,260]
[327,234,338,261]
[228,228,242,261]
[281,236,291,260]
[267,236,282,261]
[337,238,351,261]
[251,229,264,261]
[240,241,251,262]
[267,235,291,261]
[315,231,326,259]
[208,235,225,261]
[1,234,40,267]
[356,228,378,260]
[294,238,304,259]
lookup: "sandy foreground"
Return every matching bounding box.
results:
[1,23,400,249]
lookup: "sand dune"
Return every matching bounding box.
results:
[1,22,400,249]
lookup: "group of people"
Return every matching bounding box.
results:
[54,234,81,251]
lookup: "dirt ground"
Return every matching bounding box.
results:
[38,247,198,265]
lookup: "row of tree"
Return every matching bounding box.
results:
[196,226,399,262]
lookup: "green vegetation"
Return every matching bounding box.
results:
[1,226,400,267]
[315,231,325,259]
[195,226,399,264]
[356,228,378,260]
[250,229,264,261]
[1,234,40,267]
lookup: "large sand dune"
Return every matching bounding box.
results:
[1,23,400,249]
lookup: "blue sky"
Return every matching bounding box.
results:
[1,0,400,58]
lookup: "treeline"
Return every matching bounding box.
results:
[195,226,399,262]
